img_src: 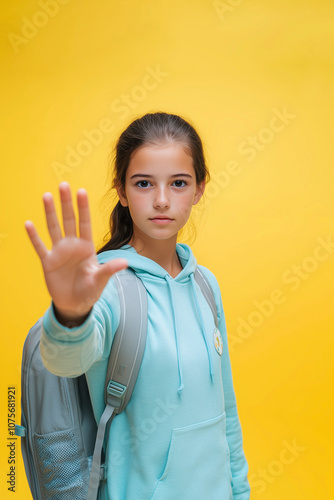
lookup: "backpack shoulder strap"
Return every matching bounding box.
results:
[87,268,147,500]
[194,267,219,329]
[104,267,148,411]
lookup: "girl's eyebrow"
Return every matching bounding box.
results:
[130,173,193,179]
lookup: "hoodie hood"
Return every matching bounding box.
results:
[97,243,214,395]
[98,243,196,282]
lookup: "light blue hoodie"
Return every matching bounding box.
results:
[40,243,250,500]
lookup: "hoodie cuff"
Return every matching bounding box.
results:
[231,474,251,500]
[42,301,95,343]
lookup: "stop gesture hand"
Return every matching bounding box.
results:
[25,182,128,324]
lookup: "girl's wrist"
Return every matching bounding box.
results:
[52,302,93,328]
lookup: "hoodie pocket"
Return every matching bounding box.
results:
[149,412,232,500]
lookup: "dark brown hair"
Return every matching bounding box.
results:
[96,112,210,254]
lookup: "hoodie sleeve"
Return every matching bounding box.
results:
[198,265,251,500]
[40,278,121,378]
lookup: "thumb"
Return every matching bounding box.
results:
[96,258,128,282]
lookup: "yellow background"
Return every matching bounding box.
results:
[1,0,333,498]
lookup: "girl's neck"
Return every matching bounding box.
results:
[128,236,183,278]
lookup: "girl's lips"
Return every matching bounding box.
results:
[150,217,173,225]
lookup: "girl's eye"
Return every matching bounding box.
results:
[173,180,186,187]
[136,180,151,188]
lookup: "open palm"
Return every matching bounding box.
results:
[25,182,128,322]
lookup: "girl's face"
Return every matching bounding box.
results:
[117,143,205,246]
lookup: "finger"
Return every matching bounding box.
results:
[96,258,128,282]
[59,182,77,237]
[43,192,63,245]
[77,188,93,241]
[24,220,48,260]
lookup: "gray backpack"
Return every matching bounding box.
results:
[15,266,218,500]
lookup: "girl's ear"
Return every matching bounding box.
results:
[116,183,128,207]
[193,180,206,205]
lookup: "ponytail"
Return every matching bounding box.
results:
[97,201,133,254]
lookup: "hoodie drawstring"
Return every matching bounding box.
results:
[190,272,215,384]
[165,272,215,396]
[165,275,184,395]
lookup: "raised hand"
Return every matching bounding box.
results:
[25,182,128,324]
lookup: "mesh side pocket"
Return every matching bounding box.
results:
[34,428,87,500]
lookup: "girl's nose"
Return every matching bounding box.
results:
[153,188,170,209]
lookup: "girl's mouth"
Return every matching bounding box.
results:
[150,218,173,224]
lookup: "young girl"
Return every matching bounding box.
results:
[25,112,251,500]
